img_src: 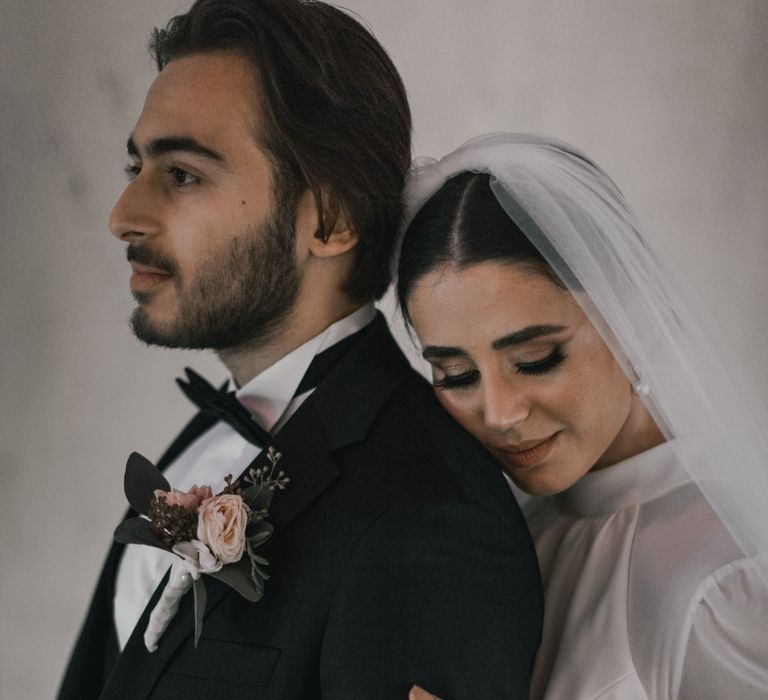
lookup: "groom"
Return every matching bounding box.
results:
[58,1,541,698]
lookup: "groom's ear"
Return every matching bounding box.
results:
[308,190,359,258]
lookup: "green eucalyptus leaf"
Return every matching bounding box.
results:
[124,452,171,516]
[250,572,266,597]
[209,560,263,602]
[192,577,207,648]
[249,567,269,596]
[241,485,275,512]
[114,517,170,551]
[246,522,273,548]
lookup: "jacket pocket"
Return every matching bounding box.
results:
[150,638,280,698]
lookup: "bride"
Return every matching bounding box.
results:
[398,134,768,699]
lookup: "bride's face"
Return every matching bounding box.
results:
[407,260,652,496]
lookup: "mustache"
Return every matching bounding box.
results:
[126,245,178,276]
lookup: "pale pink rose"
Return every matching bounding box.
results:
[197,494,249,564]
[154,485,213,511]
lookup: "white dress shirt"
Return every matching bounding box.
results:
[113,304,376,650]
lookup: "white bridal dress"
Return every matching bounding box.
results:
[523,440,768,700]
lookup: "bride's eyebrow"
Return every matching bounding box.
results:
[422,325,568,361]
[422,345,466,361]
[491,324,568,350]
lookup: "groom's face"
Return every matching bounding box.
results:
[109,50,304,350]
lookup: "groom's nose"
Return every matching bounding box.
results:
[109,173,163,244]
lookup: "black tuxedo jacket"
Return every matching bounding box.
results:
[59,314,542,699]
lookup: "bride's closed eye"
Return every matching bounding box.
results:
[433,369,479,390]
[432,345,567,391]
[432,357,479,390]
[517,345,566,376]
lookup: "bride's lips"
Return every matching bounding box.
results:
[129,262,173,291]
[492,432,560,470]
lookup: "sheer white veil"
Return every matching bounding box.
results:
[399,133,768,560]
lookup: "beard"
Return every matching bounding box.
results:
[128,216,300,352]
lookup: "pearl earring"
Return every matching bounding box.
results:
[630,364,650,396]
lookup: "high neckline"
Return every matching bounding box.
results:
[553,440,692,518]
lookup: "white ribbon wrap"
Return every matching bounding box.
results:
[143,540,223,652]
[143,559,193,653]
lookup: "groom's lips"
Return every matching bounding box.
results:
[130,261,173,291]
[491,432,560,470]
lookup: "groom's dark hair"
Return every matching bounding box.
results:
[151,0,412,302]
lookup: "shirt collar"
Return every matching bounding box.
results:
[235,304,376,431]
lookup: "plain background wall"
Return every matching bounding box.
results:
[2,1,767,697]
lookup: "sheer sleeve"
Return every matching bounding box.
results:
[676,557,768,699]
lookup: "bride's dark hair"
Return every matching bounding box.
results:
[397,172,563,322]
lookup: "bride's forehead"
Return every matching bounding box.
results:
[416,261,571,304]
[409,261,583,334]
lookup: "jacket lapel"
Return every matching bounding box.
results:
[187,313,413,634]
[103,313,413,698]
[100,403,343,698]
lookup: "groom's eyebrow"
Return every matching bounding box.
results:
[127,134,228,166]
[491,324,568,350]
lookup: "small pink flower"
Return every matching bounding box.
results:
[197,494,249,564]
[154,485,213,511]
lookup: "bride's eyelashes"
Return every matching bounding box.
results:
[517,345,566,376]
[432,345,567,391]
[433,370,480,390]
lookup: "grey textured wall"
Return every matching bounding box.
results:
[2,1,767,697]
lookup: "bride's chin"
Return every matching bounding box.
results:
[511,476,559,497]
[502,463,577,498]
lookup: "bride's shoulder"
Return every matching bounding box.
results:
[628,480,764,630]
[675,554,768,697]
[634,481,749,583]
[689,553,768,607]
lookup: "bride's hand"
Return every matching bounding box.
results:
[409,685,442,700]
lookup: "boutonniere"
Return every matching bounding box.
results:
[114,447,289,652]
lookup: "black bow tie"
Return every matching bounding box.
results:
[176,322,371,446]
[177,369,271,447]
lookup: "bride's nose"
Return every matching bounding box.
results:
[481,376,530,433]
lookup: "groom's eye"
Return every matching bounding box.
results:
[165,166,200,187]
[124,163,141,180]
